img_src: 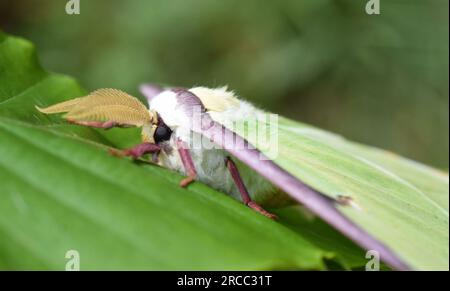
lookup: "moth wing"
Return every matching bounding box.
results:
[37,88,152,127]
[161,88,411,271]
[242,115,449,271]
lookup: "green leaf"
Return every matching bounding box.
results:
[0,117,323,270]
[229,116,449,270]
[0,33,369,270]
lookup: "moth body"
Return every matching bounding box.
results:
[149,87,290,207]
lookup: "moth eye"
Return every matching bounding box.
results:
[154,123,172,143]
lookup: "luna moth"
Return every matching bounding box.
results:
[36,85,411,270]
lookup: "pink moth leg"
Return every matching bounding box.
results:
[225,157,278,220]
[176,139,197,187]
[65,119,159,161]
[109,143,161,161]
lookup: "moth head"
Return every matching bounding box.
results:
[36,88,165,144]
[140,111,173,144]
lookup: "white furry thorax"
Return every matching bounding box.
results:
[149,86,258,142]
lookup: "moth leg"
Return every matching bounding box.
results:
[67,119,122,129]
[225,157,278,220]
[177,139,197,188]
[109,143,161,161]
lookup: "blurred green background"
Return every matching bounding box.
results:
[0,0,448,168]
